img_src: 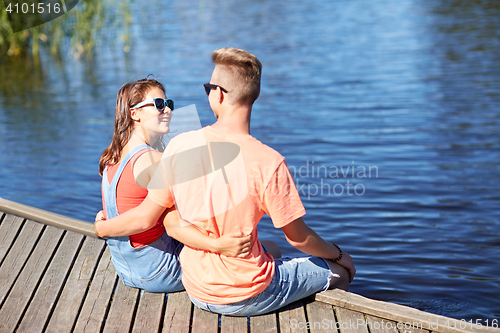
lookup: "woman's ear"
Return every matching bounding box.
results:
[130,108,141,122]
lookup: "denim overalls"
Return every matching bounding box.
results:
[102,144,184,293]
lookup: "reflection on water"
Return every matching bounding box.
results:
[0,0,499,322]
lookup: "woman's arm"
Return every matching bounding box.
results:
[163,207,252,257]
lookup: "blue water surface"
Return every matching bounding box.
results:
[0,0,498,322]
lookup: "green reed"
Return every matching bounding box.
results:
[0,0,131,60]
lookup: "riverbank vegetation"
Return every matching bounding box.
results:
[0,0,130,60]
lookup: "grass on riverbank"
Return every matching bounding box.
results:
[0,0,130,60]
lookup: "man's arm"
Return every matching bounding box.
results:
[163,207,252,257]
[95,196,166,238]
[281,217,355,282]
[94,195,252,257]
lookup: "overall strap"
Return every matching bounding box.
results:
[102,144,152,219]
[108,144,152,190]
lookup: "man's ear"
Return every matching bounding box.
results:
[218,88,225,104]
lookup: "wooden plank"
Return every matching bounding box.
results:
[250,312,277,333]
[278,300,308,333]
[16,230,85,333]
[0,197,97,238]
[0,214,24,263]
[102,280,140,333]
[313,290,499,333]
[0,220,44,305]
[306,301,337,332]
[0,225,64,333]
[221,315,248,333]
[73,247,117,333]
[365,315,400,333]
[335,307,369,333]
[163,291,192,333]
[132,291,165,333]
[44,236,106,333]
[192,305,219,333]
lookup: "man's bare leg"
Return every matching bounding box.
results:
[325,260,350,291]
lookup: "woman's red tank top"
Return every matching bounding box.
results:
[102,149,165,248]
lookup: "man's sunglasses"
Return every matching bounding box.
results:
[131,98,174,112]
[204,83,228,96]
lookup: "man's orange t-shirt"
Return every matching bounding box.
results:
[148,126,306,304]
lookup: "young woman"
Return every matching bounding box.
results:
[96,77,251,292]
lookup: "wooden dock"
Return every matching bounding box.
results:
[0,197,497,333]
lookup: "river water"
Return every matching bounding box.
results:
[0,0,498,322]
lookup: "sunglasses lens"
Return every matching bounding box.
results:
[167,99,174,110]
[154,98,165,110]
[204,86,211,95]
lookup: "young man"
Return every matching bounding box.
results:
[95,47,355,316]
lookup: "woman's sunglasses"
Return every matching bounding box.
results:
[204,83,228,96]
[131,98,174,112]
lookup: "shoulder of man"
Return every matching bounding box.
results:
[165,128,205,151]
[246,137,286,164]
[169,128,204,142]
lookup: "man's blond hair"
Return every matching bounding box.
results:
[211,47,262,106]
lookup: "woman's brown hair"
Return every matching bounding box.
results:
[98,77,165,176]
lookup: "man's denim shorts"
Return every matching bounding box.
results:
[189,256,332,316]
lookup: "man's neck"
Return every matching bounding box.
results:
[211,104,252,135]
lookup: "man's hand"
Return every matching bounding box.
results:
[95,210,105,222]
[214,232,253,258]
[94,210,106,238]
[337,251,356,283]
